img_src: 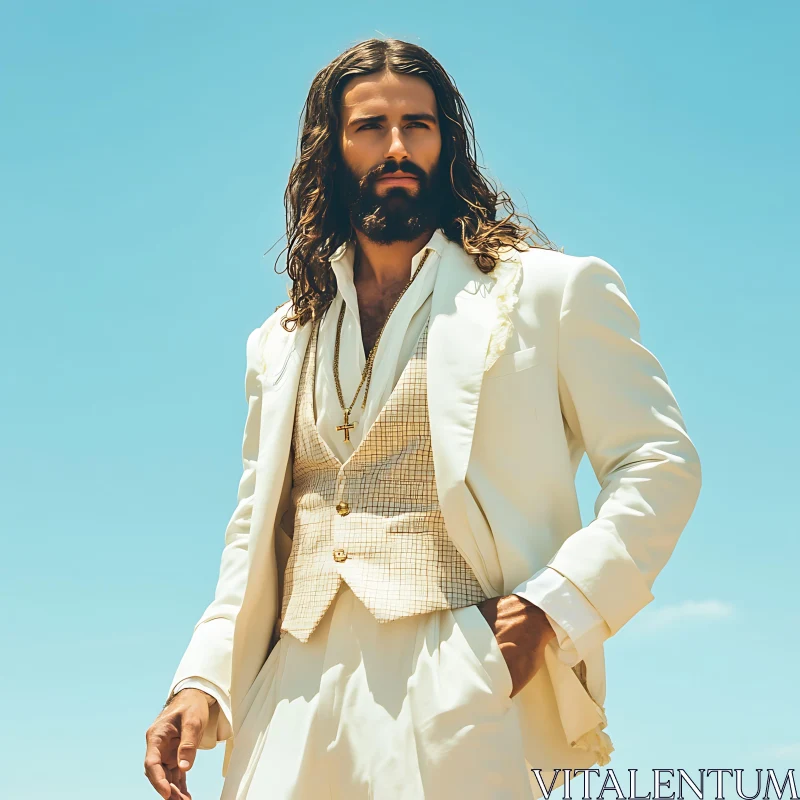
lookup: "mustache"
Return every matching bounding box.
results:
[363,160,428,185]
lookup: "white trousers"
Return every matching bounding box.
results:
[220,582,539,799]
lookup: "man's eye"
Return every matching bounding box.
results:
[357,122,428,131]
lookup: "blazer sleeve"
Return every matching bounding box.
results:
[164,312,278,745]
[546,256,702,636]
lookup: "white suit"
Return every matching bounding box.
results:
[167,230,702,795]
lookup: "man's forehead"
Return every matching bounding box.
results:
[340,74,437,119]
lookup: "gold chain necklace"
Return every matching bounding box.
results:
[332,247,432,442]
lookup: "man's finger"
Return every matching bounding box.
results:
[176,766,192,798]
[143,739,172,799]
[176,713,203,771]
[169,763,191,797]
[171,782,192,800]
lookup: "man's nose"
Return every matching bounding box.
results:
[384,127,410,160]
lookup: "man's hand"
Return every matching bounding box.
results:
[476,594,557,698]
[144,688,216,799]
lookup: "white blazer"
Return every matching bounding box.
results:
[168,238,702,780]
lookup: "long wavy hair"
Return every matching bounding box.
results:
[275,37,558,331]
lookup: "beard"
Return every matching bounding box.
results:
[336,158,444,244]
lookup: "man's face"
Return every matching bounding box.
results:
[337,69,444,244]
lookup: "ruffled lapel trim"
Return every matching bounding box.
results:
[484,247,524,372]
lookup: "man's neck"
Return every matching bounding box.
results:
[352,228,435,289]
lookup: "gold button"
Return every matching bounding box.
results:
[333,548,348,562]
[335,501,350,516]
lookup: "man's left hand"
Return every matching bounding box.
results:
[476,594,557,698]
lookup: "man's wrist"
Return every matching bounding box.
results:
[165,686,218,709]
[515,593,558,644]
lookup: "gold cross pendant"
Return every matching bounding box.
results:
[336,409,356,443]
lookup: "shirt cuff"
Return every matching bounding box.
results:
[172,677,233,742]
[511,566,611,667]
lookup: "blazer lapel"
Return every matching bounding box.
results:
[427,239,500,591]
[247,315,313,569]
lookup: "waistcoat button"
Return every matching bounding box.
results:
[333,548,348,562]
[335,501,350,516]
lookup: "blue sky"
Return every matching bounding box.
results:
[1,1,797,798]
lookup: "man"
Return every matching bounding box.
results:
[144,38,702,800]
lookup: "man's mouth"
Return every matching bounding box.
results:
[376,172,420,187]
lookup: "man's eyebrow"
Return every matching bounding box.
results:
[348,113,438,127]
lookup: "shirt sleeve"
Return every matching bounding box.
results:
[512,566,611,667]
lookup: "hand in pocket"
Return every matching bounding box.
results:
[475,593,556,698]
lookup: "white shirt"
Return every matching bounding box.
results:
[174,228,609,732]
[315,227,442,465]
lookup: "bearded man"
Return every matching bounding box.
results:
[144,38,702,800]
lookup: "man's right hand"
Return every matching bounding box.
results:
[144,688,216,799]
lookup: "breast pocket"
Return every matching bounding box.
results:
[479,345,540,424]
[483,345,538,381]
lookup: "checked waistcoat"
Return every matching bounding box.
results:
[278,315,487,643]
